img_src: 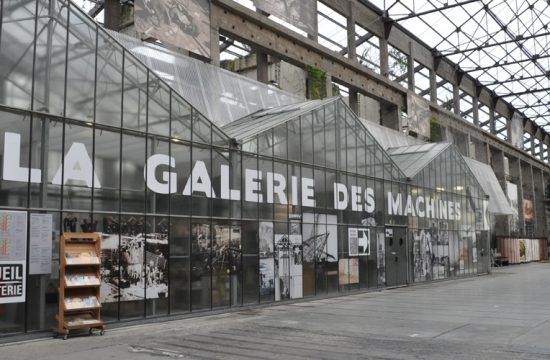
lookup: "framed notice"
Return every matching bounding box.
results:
[348,228,370,256]
[0,210,27,304]
[29,213,53,275]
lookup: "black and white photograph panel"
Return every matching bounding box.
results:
[274,234,303,301]
[412,229,432,282]
[135,0,211,57]
[302,213,338,263]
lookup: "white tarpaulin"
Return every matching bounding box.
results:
[510,112,523,149]
[253,0,317,35]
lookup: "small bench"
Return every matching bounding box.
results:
[495,252,509,267]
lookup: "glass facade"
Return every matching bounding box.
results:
[0,0,489,337]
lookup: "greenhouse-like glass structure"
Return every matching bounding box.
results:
[0,0,489,337]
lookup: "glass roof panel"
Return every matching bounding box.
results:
[370,0,550,129]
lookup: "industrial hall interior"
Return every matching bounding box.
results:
[0,0,548,338]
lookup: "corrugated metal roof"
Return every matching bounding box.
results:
[463,157,515,216]
[387,143,451,178]
[222,97,338,142]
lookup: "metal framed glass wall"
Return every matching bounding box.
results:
[0,0,489,337]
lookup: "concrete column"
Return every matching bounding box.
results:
[491,148,509,236]
[257,51,269,83]
[485,143,491,166]
[209,26,220,66]
[472,96,479,126]
[539,141,545,162]
[380,38,389,78]
[349,90,359,115]
[454,131,468,157]
[509,158,525,236]
[347,1,356,61]
[444,126,453,143]
[453,83,460,116]
[104,0,121,31]
[489,106,496,134]
[380,102,400,130]
[506,117,513,145]
[531,137,536,158]
[521,162,536,236]
[307,1,319,41]
[325,73,333,98]
[533,167,548,238]
[407,42,415,91]
[466,133,473,158]
[474,140,489,164]
[429,69,437,103]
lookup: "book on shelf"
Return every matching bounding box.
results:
[64,296,100,310]
[65,251,100,265]
[65,274,100,286]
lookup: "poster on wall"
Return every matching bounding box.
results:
[412,229,432,282]
[302,213,338,263]
[523,198,534,222]
[134,0,211,58]
[461,225,475,268]
[0,211,27,304]
[377,233,385,285]
[259,221,275,298]
[253,0,316,35]
[506,182,519,233]
[406,92,431,139]
[274,232,303,301]
[429,221,451,278]
[29,213,53,275]
[100,218,169,303]
[338,258,359,285]
[519,239,526,262]
[348,228,370,256]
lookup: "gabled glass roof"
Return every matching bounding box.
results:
[371,0,550,130]
[108,30,302,127]
[388,143,451,178]
[362,120,425,150]
[224,97,407,181]
[463,157,514,215]
[388,142,487,201]
[1,0,231,145]
[222,98,337,142]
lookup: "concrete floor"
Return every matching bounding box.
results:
[2,263,550,360]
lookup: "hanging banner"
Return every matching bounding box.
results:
[523,198,534,222]
[0,211,27,304]
[506,182,519,233]
[134,0,211,58]
[407,92,431,139]
[510,112,523,149]
[253,0,316,35]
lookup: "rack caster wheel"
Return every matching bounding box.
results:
[89,328,93,335]
[63,334,68,340]
[100,330,105,336]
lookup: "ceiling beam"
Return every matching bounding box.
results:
[441,31,550,56]
[392,0,482,22]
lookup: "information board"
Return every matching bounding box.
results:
[0,211,27,304]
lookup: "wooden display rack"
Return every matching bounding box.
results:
[54,233,105,339]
